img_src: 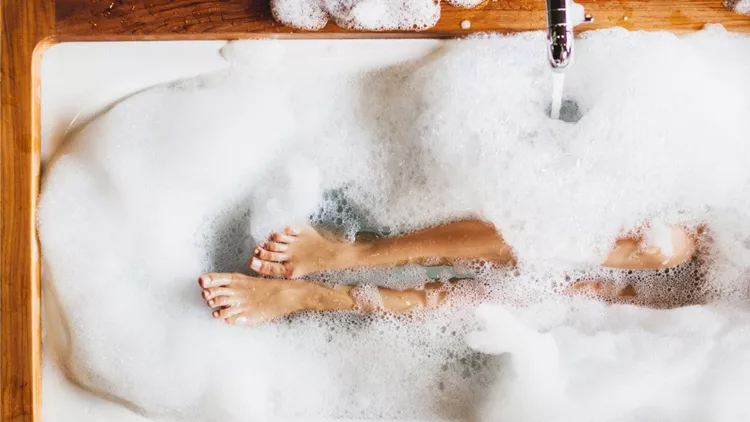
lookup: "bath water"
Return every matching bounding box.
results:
[39,27,750,422]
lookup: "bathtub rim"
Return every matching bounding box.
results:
[3,1,750,422]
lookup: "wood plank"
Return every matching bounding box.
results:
[0,1,54,421]
[53,0,750,40]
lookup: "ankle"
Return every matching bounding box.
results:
[305,284,355,311]
[332,241,370,269]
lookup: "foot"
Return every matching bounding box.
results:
[199,272,313,326]
[249,224,351,279]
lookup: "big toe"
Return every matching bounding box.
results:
[249,257,288,277]
[200,273,235,288]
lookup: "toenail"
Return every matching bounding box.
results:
[201,275,211,286]
[254,248,260,256]
[236,316,247,324]
[202,290,209,298]
[251,258,261,270]
[209,299,215,306]
[213,311,219,318]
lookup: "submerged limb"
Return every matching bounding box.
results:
[603,225,697,270]
[564,277,706,309]
[249,219,514,278]
[198,268,700,327]
[249,219,697,279]
[199,267,710,327]
[199,272,462,326]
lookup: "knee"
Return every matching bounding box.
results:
[649,226,696,268]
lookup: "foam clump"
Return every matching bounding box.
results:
[248,156,323,240]
[727,0,750,15]
[39,29,750,421]
[270,0,487,31]
[642,219,675,260]
[445,0,486,8]
[467,304,564,422]
[468,300,750,422]
[271,0,441,31]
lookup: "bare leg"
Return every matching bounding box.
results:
[604,226,696,269]
[564,278,705,309]
[199,272,698,327]
[249,220,512,278]
[250,219,697,278]
[198,272,458,326]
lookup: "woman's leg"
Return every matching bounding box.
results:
[198,272,462,326]
[564,278,705,309]
[249,219,513,278]
[249,220,697,279]
[199,271,699,327]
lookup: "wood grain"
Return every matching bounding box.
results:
[1,1,53,421]
[53,0,750,40]
[0,1,749,422]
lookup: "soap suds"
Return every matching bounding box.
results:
[642,219,675,260]
[447,0,486,8]
[468,300,750,422]
[271,0,442,31]
[40,29,750,421]
[727,0,750,15]
[271,0,486,31]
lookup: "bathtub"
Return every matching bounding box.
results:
[4,1,750,421]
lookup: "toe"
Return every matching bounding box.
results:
[249,257,288,277]
[200,273,238,288]
[263,241,288,253]
[203,287,234,301]
[215,305,244,320]
[256,247,288,262]
[208,295,240,309]
[270,232,295,244]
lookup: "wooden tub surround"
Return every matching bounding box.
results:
[2,1,749,421]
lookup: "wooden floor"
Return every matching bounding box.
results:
[2,1,750,422]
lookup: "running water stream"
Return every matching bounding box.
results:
[550,72,565,120]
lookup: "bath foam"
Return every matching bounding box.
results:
[468,300,750,422]
[39,29,750,421]
[271,0,441,30]
[727,0,750,15]
[270,0,484,31]
[444,0,485,8]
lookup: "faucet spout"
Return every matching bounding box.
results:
[546,0,592,72]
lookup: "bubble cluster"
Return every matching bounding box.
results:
[39,30,750,421]
[271,0,441,31]
[271,0,486,31]
[726,0,750,15]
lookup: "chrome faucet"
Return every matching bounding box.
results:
[546,0,593,72]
